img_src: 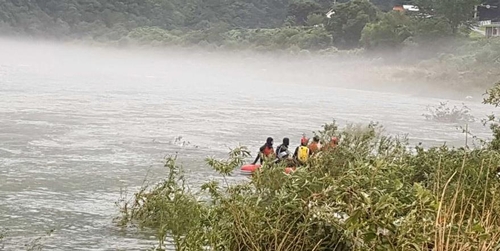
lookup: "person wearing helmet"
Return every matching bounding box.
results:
[323,136,339,151]
[252,137,275,165]
[308,135,321,154]
[330,136,339,147]
[275,137,291,163]
[293,136,311,165]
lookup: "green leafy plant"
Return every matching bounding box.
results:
[0,229,4,251]
[483,81,500,151]
[119,121,500,251]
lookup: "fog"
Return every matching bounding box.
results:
[0,38,483,101]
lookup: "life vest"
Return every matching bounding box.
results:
[323,139,338,151]
[329,137,339,149]
[297,146,309,163]
[263,145,274,157]
[328,141,337,149]
[308,142,319,153]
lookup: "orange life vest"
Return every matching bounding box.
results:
[263,146,274,157]
[308,142,319,153]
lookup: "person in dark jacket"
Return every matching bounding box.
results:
[275,137,290,163]
[252,137,274,165]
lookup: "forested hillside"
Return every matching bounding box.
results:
[0,0,289,33]
[0,0,496,51]
[0,0,414,45]
[0,0,397,33]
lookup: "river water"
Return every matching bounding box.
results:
[0,40,495,250]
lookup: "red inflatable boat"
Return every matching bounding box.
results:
[240,164,296,175]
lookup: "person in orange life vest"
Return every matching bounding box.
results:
[308,135,321,154]
[323,136,339,151]
[294,136,312,165]
[252,137,275,165]
[331,136,339,147]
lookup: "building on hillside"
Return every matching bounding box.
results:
[393,5,404,12]
[485,23,500,38]
[477,3,500,22]
[392,4,433,18]
[392,5,420,13]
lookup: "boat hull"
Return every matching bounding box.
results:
[240,164,296,175]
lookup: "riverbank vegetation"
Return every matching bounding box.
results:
[117,83,500,251]
[120,124,500,250]
[0,230,4,250]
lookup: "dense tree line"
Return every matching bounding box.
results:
[0,0,494,50]
[0,0,288,35]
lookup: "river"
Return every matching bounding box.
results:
[0,39,495,250]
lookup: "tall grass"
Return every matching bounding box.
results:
[0,230,4,250]
[119,121,500,250]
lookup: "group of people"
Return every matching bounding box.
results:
[251,135,339,167]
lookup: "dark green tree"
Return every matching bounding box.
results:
[360,11,412,49]
[416,0,480,33]
[287,1,322,25]
[324,0,379,48]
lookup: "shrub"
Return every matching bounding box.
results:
[422,101,475,123]
[119,121,500,251]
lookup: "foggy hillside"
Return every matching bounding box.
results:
[1,0,499,97]
[0,37,493,101]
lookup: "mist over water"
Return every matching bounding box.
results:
[0,38,495,250]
